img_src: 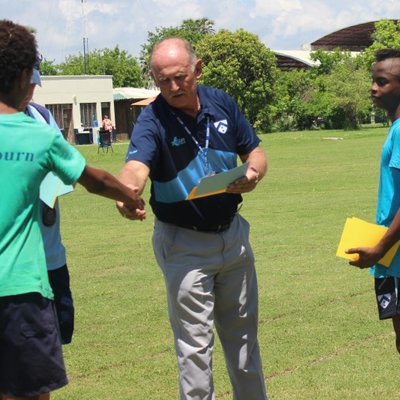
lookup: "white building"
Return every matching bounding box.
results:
[32,76,160,142]
[33,75,115,143]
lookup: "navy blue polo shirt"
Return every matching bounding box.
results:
[126,85,261,228]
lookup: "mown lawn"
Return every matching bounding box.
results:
[53,126,398,400]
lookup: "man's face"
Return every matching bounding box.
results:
[371,58,400,114]
[151,42,202,112]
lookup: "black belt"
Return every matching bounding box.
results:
[175,216,235,233]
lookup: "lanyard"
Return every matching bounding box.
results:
[171,111,213,175]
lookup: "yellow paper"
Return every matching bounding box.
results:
[336,217,400,267]
[186,186,226,200]
[186,163,248,201]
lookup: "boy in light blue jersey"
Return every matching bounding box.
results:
[21,62,75,345]
[347,49,400,353]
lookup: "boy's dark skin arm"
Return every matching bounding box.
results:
[78,165,146,220]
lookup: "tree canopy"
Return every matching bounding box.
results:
[196,29,278,132]
[52,46,144,88]
[36,17,400,132]
[139,18,215,82]
[361,19,400,68]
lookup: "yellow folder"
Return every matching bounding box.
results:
[186,163,248,200]
[336,217,400,267]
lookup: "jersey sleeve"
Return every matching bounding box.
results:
[125,110,161,170]
[47,134,86,184]
[390,125,400,170]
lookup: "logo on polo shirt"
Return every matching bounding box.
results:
[171,136,186,147]
[214,119,228,134]
[378,293,391,309]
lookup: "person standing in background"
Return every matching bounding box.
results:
[102,114,115,141]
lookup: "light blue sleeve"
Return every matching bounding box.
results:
[48,112,63,136]
[48,134,86,185]
[389,124,400,169]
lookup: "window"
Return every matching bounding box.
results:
[101,102,111,120]
[46,103,72,131]
[80,103,97,128]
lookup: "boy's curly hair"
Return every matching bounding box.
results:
[0,19,37,94]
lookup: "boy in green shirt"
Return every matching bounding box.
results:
[0,19,145,400]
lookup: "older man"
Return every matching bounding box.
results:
[117,37,269,400]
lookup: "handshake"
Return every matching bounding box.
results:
[116,184,146,221]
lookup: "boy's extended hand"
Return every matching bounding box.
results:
[116,198,146,221]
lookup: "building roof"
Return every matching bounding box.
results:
[113,87,160,101]
[131,97,157,106]
[274,50,314,71]
[310,20,391,51]
[275,20,398,70]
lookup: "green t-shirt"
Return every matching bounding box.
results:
[0,112,85,299]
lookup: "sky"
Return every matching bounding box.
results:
[2,0,400,63]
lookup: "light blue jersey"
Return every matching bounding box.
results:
[371,118,400,277]
[26,104,67,271]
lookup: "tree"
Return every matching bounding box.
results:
[274,50,371,131]
[273,69,316,131]
[310,49,354,76]
[355,19,400,125]
[361,19,400,68]
[57,46,144,88]
[323,57,370,129]
[140,18,215,83]
[40,59,58,76]
[195,29,278,132]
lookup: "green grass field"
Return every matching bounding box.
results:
[53,127,398,400]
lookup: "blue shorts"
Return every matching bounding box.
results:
[48,264,74,344]
[375,277,400,319]
[0,293,68,397]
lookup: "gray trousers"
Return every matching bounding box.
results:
[152,214,268,400]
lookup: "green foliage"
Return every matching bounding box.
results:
[359,19,400,69]
[196,29,278,132]
[322,57,371,129]
[275,51,370,130]
[57,46,144,88]
[310,49,353,76]
[37,18,395,131]
[273,69,316,131]
[40,59,58,76]
[139,18,215,82]
[356,19,400,126]
[141,17,215,55]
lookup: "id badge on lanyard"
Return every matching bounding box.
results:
[172,112,214,176]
